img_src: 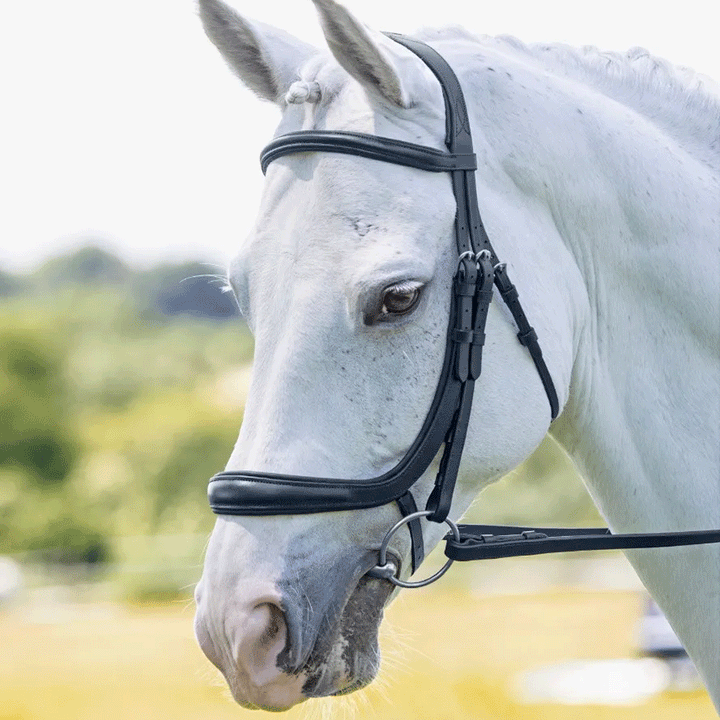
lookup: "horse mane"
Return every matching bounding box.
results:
[414,27,720,167]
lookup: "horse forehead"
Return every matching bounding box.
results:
[247,163,452,284]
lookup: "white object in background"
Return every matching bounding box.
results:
[0,557,22,603]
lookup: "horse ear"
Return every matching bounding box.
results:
[311,0,419,108]
[198,0,317,104]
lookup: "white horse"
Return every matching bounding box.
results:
[194,0,720,710]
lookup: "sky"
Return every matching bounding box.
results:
[2,0,718,272]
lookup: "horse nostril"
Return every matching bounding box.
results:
[244,602,289,683]
[255,602,285,646]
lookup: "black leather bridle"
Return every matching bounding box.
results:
[208,34,720,586]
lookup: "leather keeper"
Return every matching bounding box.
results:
[498,284,519,303]
[517,327,538,346]
[453,329,474,344]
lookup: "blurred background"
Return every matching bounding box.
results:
[1,0,717,718]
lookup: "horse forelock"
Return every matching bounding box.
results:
[282,54,444,143]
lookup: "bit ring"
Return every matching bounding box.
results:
[370,510,460,589]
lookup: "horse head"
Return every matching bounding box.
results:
[194,0,580,709]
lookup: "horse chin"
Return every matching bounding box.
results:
[283,573,395,701]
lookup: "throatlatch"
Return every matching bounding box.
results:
[207,33,720,587]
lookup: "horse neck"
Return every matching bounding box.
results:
[439,37,720,702]
[552,126,719,531]
[455,39,720,532]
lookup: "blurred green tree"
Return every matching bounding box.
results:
[150,425,238,526]
[32,245,131,288]
[0,332,76,485]
[0,248,252,571]
[0,330,112,563]
[0,268,24,298]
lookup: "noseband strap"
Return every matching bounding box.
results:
[207,33,719,581]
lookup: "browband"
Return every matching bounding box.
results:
[261,131,477,175]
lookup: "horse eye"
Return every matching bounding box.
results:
[379,282,423,318]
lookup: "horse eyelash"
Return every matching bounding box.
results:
[179,273,235,297]
[386,280,423,295]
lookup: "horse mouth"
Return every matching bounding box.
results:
[278,559,399,699]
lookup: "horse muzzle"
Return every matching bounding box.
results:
[194,548,396,710]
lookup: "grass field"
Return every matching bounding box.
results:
[1,586,714,720]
